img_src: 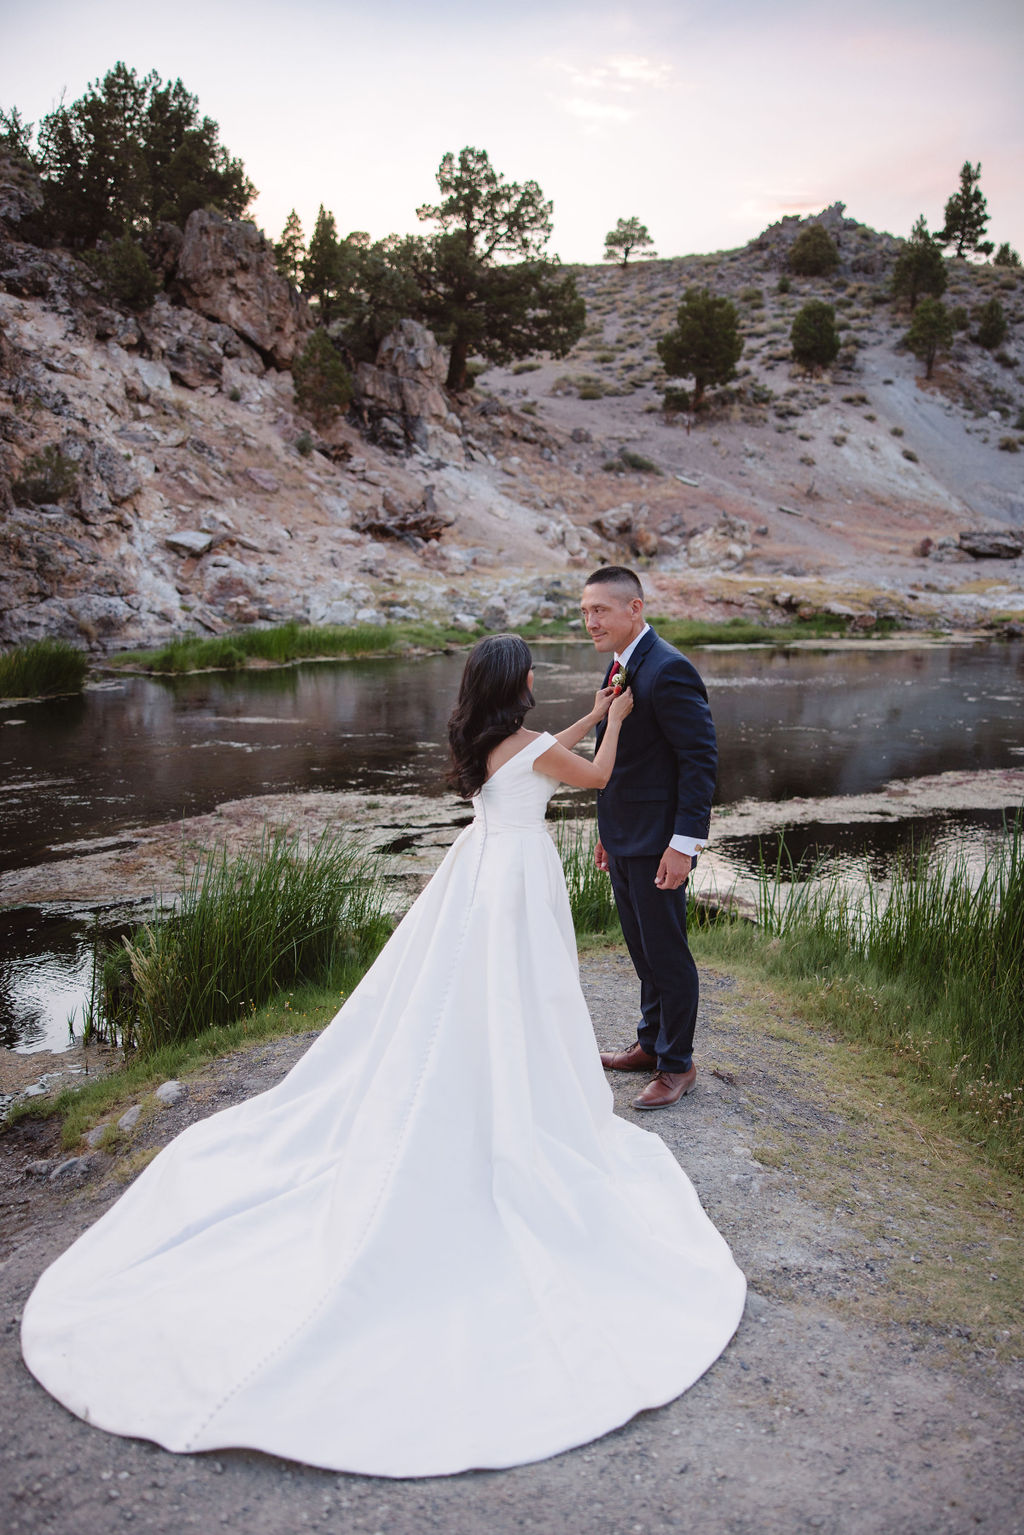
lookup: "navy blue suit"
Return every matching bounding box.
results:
[595,628,717,1070]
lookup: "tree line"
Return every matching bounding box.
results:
[2,67,1018,412]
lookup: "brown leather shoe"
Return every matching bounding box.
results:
[632,1066,697,1109]
[600,1042,658,1072]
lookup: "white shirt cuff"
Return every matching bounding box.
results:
[669,834,705,858]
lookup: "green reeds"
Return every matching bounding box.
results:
[0,638,88,698]
[749,817,1024,1171]
[93,829,391,1053]
[552,815,620,934]
[109,619,481,674]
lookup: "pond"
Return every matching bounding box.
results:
[3,639,1022,1052]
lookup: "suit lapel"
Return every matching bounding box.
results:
[621,625,658,686]
[596,627,658,742]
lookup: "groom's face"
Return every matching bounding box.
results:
[580,583,645,655]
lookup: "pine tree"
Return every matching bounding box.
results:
[302,206,344,323]
[292,329,353,428]
[976,297,1008,350]
[906,298,953,378]
[603,217,656,266]
[993,242,1021,268]
[413,147,584,389]
[891,216,947,310]
[31,63,253,245]
[274,210,305,284]
[790,300,841,369]
[939,162,993,259]
[657,288,743,409]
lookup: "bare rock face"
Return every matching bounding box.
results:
[958,528,1024,560]
[174,210,313,368]
[355,320,464,464]
[0,150,44,237]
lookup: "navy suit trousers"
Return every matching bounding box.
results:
[607,853,697,1071]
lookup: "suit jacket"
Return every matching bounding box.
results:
[595,627,717,858]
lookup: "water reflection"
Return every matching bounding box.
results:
[2,640,1023,1054]
[2,641,1022,875]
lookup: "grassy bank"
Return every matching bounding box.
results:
[90,830,392,1054]
[106,619,476,674]
[104,611,910,676]
[0,638,88,698]
[697,822,1024,1174]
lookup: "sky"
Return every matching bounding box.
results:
[3,0,1023,263]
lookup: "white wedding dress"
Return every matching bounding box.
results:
[21,733,745,1477]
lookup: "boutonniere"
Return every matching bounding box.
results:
[610,664,628,696]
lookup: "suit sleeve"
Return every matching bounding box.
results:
[650,658,717,842]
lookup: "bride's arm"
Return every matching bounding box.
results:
[534,690,633,789]
[552,686,615,751]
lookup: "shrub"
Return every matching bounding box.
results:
[790,300,841,368]
[776,274,791,294]
[97,831,391,1052]
[657,287,743,408]
[228,386,242,402]
[788,223,840,277]
[12,444,78,504]
[949,305,970,331]
[87,236,158,311]
[295,430,314,457]
[662,386,690,412]
[976,297,1008,350]
[890,216,946,310]
[905,297,954,378]
[994,242,1021,268]
[0,638,89,698]
[998,436,1020,452]
[292,329,353,428]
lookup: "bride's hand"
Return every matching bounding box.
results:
[608,686,633,723]
[592,685,616,720]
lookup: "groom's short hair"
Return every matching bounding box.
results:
[584,566,644,601]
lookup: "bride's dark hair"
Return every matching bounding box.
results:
[447,633,535,798]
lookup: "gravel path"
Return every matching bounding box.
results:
[2,953,1022,1535]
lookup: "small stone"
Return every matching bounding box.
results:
[165,530,213,557]
[26,1159,53,1177]
[49,1155,98,1186]
[154,1080,184,1106]
[118,1105,142,1132]
[84,1125,107,1149]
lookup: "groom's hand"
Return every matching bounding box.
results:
[655,848,691,891]
[594,838,610,873]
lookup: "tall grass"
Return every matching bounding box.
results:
[0,638,88,698]
[93,830,392,1053]
[552,815,620,934]
[109,620,481,674]
[746,819,1024,1171]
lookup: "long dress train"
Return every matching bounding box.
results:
[21,733,745,1477]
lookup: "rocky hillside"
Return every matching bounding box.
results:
[2,188,1022,650]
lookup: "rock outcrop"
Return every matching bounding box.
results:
[355,321,464,464]
[959,528,1024,560]
[174,210,313,368]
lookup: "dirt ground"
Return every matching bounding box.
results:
[2,951,1022,1535]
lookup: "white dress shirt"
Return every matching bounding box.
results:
[614,625,706,861]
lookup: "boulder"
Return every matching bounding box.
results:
[175,209,313,368]
[166,530,214,557]
[591,504,635,541]
[355,321,464,464]
[958,529,1024,560]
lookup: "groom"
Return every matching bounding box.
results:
[582,566,717,1109]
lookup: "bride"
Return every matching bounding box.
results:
[21,634,745,1478]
